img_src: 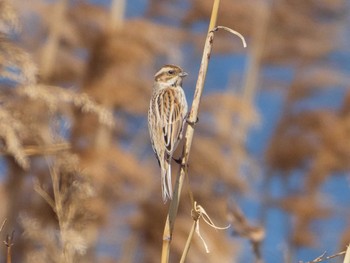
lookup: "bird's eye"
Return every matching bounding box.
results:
[168,70,175,75]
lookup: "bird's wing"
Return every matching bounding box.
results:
[156,88,187,155]
[148,100,161,165]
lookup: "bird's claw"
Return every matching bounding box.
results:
[173,157,182,164]
[172,157,189,169]
[186,117,199,126]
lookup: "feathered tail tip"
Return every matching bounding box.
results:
[161,161,173,203]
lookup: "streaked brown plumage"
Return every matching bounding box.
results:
[148,65,188,202]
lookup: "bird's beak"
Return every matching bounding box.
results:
[179,72,188,78]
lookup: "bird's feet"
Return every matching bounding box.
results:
[186,117,199,126]
[173,157,189,169]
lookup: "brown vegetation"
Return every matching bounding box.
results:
[0,0,348,262]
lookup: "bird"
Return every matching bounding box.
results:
[148,65,188,202]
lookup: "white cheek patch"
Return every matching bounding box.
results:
[166,76,178,86]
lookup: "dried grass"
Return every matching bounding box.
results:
[0,0,348,262]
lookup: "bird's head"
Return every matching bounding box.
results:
[154,65,188,88]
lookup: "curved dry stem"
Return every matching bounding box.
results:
[181,202,230,257]
[299,249,348,263]
[211,26,247,48]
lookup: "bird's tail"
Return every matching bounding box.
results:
[161,159,172,202]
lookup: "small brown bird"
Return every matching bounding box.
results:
[148,65,188,202]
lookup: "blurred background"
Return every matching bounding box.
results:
[0,0,350,262]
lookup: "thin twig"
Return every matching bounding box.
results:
[180,202,230,261]
[299,250,347,263]
[211,26,247,48]
[0,219,7,232]
[0,143,70,156]
[179,221,196,263]
[4,231,14,263]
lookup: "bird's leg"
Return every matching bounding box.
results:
[172,156,189,169]
[173,157,182,164]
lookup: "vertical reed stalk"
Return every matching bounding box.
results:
[109,0,125,32]
[242,1,270,102]
[4,231,14,263]
[344,245,350,263]
[40,0,68,81]
[161,1,221,262]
